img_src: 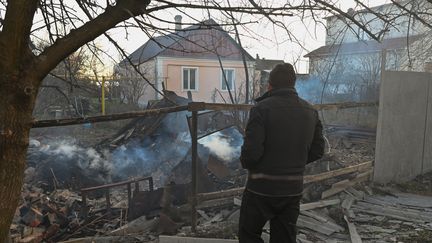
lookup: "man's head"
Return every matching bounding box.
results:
[268,63,296,90]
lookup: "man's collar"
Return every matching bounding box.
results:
[255,88,298,102]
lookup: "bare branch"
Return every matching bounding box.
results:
[391,0,432,30]
[0,0,38,69]
[35,0,151,81]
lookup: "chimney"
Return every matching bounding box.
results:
[174,15,182,31]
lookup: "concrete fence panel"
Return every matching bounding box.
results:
[374,71,432,183]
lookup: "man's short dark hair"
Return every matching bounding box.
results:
[269,63,296,88]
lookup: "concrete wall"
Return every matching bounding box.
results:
[374,71,432,183]
[321,106,378,129]
[423,81,432,172]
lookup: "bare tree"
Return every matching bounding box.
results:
[1,0,431,240]
[33,44,100,118]
[116,65,152,106]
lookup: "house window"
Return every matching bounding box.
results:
[182,67,198,91]
[221,69,235,91]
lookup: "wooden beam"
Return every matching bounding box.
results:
[304,161,373,184]
[81,176,153,193]
[197,187,244,203]
[32,105,189,128]
[344,215,363,243]
[197,161,373,202]
[300,199,341,211]
[321,170,373,199]
[159,235,238,243]
[196,197,235,210]
[32,102,377,128]
[202,101,378,112]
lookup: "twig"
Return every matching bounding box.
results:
[50,167,60,190]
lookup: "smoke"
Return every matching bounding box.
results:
[199,127,243,163]
[51,143,78,158]
[26,138,112,189]
[296,77,324,103]
[110,111,192,185]
[26,110,245,189]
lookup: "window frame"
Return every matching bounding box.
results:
[181,66,199,91]
[220,68,235,91]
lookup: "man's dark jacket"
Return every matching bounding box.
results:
[240,88,325,196]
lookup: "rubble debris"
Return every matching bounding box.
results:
[304,161,373,184]
[17,90,432,242]
[344,215,362,243]
[321,169,373,199]
[326,124,376,144]
[297,214,343,236]
[300,199,340,211]
[207,155,231,180]
[109,215,158,236]
[159,235,237,243]
[58,235,152,243]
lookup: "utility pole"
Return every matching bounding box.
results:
[101,76,106,115]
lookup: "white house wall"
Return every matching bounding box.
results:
[325,1,430,46]
[399,31,432,72]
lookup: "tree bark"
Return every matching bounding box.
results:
[0,1,153,240]
[0,73,37,242]
[0,0,39,241]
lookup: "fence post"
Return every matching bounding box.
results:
[191,110,198,232]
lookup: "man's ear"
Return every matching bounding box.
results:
[267,83,273,91]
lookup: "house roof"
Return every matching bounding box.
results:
[304,35,422,58]
[124,19,254,65]
[324,1,406,20]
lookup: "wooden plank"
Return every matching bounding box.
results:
[81,176,153,192]
[110,215,158,236]
[354,201,432,221]
[321,170,372,199]
[196,197,234,210]
[197,187,244,202]
[297,215,340,236]
[33,102,377,128]
[344,215,362,243]
[202,102,378,112]
[304,161,373,184]
[352,200,432,223]
[341,196,355,210]
[301,211,345,232]
[59,236,148,243]
[197,161,372,202]
[33,105,189,128]
[159,236,238,243]
[300,199,340,211]
[345,187,365,200]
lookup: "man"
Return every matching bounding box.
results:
[239,63,325,243]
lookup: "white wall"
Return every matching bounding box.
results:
[374,71,432,183]
[325,1,430,45]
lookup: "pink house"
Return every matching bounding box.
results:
[116,17,256,105]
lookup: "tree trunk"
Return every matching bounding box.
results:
[0,73,37,242]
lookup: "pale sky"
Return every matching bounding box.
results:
[95,0,389,74]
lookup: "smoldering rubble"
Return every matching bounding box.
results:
[10,92,432,243]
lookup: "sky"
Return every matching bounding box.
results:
[88,0,390,74]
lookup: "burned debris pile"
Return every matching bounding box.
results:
[13,91,245,242]
[12,90,431,242]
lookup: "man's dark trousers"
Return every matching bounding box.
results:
[238,190,301,243]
